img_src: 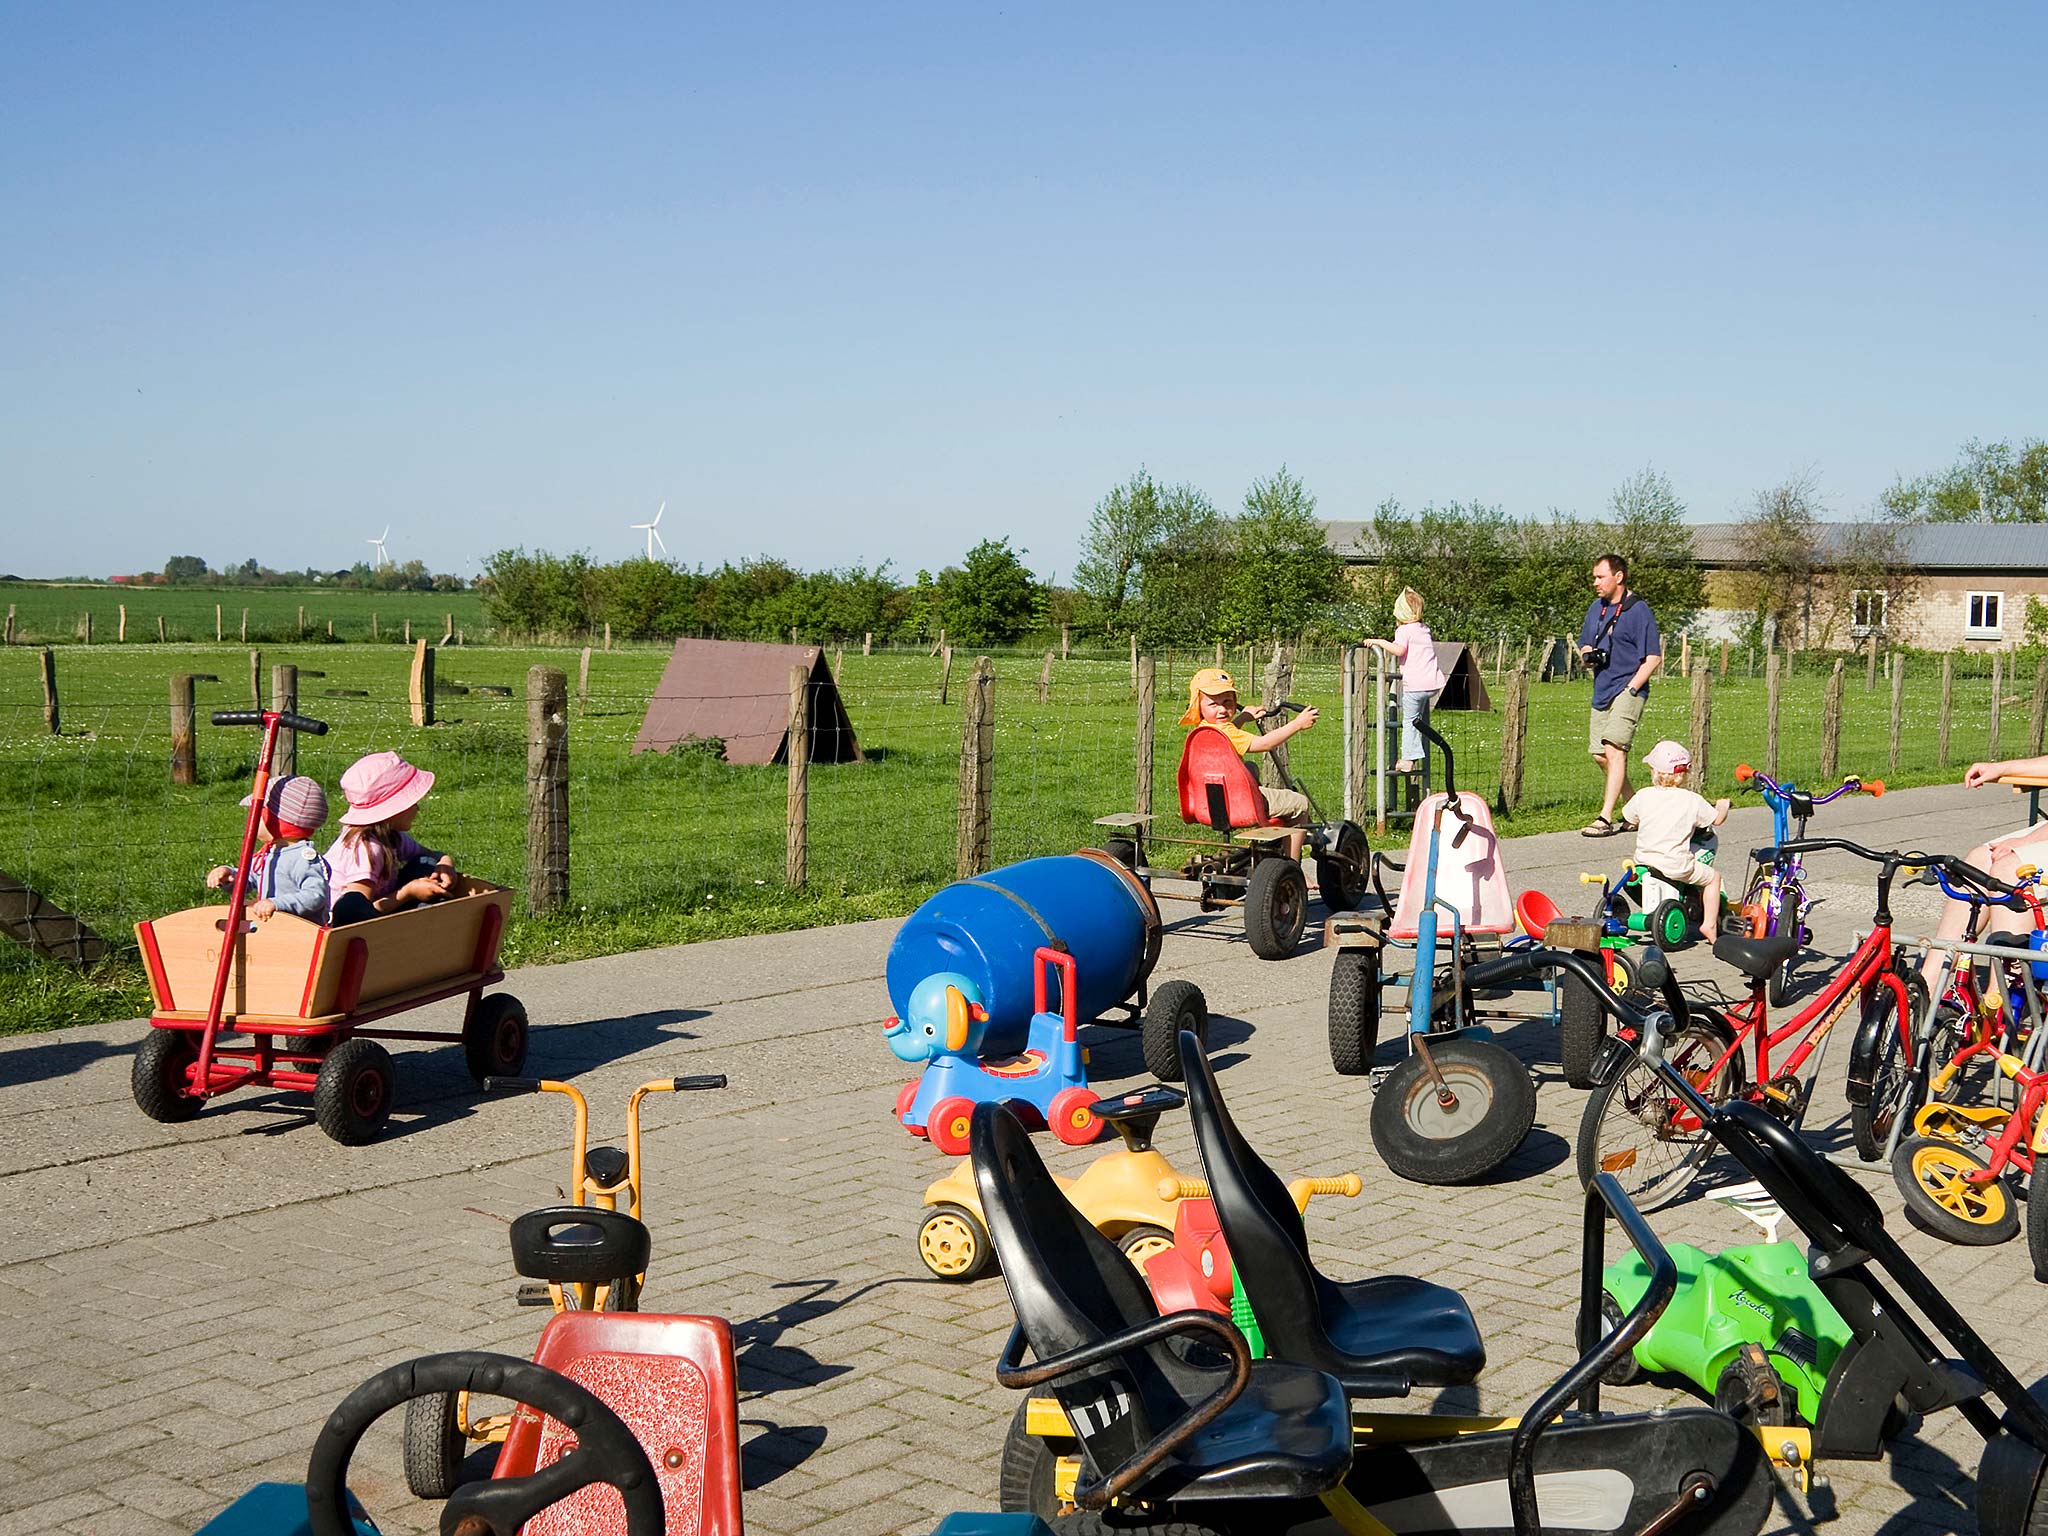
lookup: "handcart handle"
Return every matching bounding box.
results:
[483,1076,542,1094]
[210,708,329,734]
[672,1074,727,1091]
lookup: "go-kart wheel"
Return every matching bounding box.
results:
[998,1396,1075,1519]
[132,1029,202,1123]
[1369,1038,1535,1185]
[1314,821,1371,911]
[1597,1293,1642,1385]
[1243,856,1307,960]
[401,1389,469,1499]
[463,993,529,1085]
[306,1352,661,1536]
[1117,1223,1176,1273]
[314,1039,395,1145]
[1106,837,1139,870]
[1713,1346,1795,1427]
[1893,1136,2019,1245]
[1142,980,1207,1082]
[928,1096,977,1157]
[1328,950,1381,1075]
[1653,899,1689,949]
[895,1079,925,1135]
[1978,1379,2048,1536]
[1050,1510,1227,1535]
[918,1203,993,1281]
[1557,969,1607,1090]
[1048,1086,1106,1146]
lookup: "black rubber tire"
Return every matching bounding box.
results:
[1575,1015,1744,1212]
[1243,857,1308,960]
[1597,1293,1643,1386]
[918,1203,992,1281]
[402,1390,468,1500]
[1314,822,1370,911]
[1049,1515,1226,1536]
[2031,1159,2048,1284]
[1328,949,1381,1076]
[1369,1037,1536,1185]
[463,993,529,1085]
[1892,1135,2019,1245]
[1979,1426,2048,1536]
[997,1397,1076,1519]
[1142,980,1207,1083]
[1768,893,1802,1008]
[1850,983,1918,1162]
[1653,899,1689,949]
[1106,837,1138,870]
[1116,1224,1176,1274]
[314,1038,396,1145]
[132,1030,202,1123]
[1558,970,1607,1090]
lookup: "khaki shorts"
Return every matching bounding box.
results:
[1590,689,1648,754]
[1261,786,1312,825]
[1642,856,1709,886]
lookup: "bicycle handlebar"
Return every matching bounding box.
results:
[1734,764,1881,801]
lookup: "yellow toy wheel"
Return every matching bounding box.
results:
[918,1203,992,1281]
[1116,1224,1175,1274]
[1891,1136,2018,1245]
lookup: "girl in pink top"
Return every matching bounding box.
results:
[1361,588,1445,772]
[324,750,462,924]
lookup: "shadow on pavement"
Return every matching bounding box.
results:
[0,1033,131,1090]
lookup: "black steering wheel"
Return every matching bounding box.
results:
[305,1352,662,1536]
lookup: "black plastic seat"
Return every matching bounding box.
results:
[1713,929,1800,983]
[1984,931,2036,952]
[508,1205,651,1285]
[971,1102,1352,1505]
[583,1145,630,1188]
[1177,1030,1484,1398]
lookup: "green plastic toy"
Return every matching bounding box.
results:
[1602,1238,1851,1426]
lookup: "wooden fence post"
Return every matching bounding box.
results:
[938,644,954,704]
[1719,639,1729,678]
[1689,666,1712,789]
[240,607,248,641]
[1136,656,1156,822]
[404,618,411,644]
[863,631,872,656]
[604,621,612,652]
[81,611,91,643]
[1865,636,1878,692]
[1500,663,1530,809]
[1679,634,1690,678]
[1821,659,1845,779]
[1990,653,2005,759]
[1765,650,1781,777]
[40,648,59,733]
[787,664,809,888]
[1345,646,1367,822]
[1494,634,1506,681]
[526,666,569,914]
[1061,624,1070,661]
[1940,653,1955,767]
[578,646,592,715]
[1038,650,1055,703]
[297,604,305,634]
[1130,633,1138,691]
[2,605,12,645]
[248,649,262,707]
[442,614,453,646]
[156,615,167,643]
[216,603,223,643]
[170,674,198,785]
[372,612,379,640]
[1746,646,1755,679]
[118,604,127,642]
[956,657,995,878]
[271,665,298,779]
[409,641,435,728]
[1889,653,1905,776]
[2031,656,2048,756]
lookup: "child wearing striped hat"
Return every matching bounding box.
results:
[205,774,332,923]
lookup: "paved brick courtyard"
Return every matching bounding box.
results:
[4,782,2048,1535]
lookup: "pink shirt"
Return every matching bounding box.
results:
[1393,622,1445,693]
[323,830,435,906]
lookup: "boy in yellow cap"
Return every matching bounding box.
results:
[1179,667,1319,857]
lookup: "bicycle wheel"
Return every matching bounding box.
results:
[1576,1017,1744,1212]
[1892,1136,2019,1245]
[1851,980,1925,1162]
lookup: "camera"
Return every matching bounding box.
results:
[1585,647,1610,671]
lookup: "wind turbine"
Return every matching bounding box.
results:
[630,502,668,560]
[367,527,392,570]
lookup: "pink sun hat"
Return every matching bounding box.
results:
[338,750,435,827]
[1642,739,1692,775]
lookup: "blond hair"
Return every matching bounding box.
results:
[1393,588,1424,625]
[1651,767,1689,788]
[339,820,405,886]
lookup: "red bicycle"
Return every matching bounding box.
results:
[1576,837,1921,1210]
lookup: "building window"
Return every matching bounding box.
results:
[1967,591,2004,638]
[1851,590,1888,634]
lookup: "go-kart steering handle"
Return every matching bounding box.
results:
[1458,945,1681,1040]
[210,709,329,734]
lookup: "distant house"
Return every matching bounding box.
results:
[1323,520,2048,651]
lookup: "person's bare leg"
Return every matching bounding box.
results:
[1700,868,1723,934]
[1600,746,1631,823]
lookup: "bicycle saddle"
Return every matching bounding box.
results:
[1713,929,1799,983]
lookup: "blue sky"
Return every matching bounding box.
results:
[3,3,2043,582]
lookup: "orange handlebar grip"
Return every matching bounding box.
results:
[1734,763,1754,782]
[1868,780,1885,796]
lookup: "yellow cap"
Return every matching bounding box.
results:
[1180,668,1238,725]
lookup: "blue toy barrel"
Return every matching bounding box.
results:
[887,853,1161,1057]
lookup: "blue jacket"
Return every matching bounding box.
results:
[242,841,332,920]
[1580,593,1662,709]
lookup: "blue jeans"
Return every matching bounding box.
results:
[1400,690,1432,765]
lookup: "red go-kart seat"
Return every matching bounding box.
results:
[1178,725,1277,830]
[495,1310,744,1536]
[1515,889,1564,941]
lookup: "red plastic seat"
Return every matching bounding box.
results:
[1177,726,1277,830]
[494,1310,744,1536]
[1515,889,1564,941]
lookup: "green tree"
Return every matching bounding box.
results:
[1074,471,1219,633]
[1884,437,2048,523]
[478,548,595,635]
[163,554,209,583]
[1132,512,1232,645]
[940,537,1039,647]
[1218,467,1341,641]
[1732,473,1823,646]
[1602,466,1704,636]
[594,557,691,640]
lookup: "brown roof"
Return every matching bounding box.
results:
[633,639,862,766]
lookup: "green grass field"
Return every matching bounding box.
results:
[0,581,491,645]
[0,639,2020,1033]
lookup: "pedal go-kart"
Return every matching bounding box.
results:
[400,1071,728,1499]
[132,708,529,1145]
[1095,699,1370,960]
[976,1034,1774,1535]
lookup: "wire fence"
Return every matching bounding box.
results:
[1,638,2040,1025]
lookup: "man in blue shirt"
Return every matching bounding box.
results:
[1577,552,1663,836]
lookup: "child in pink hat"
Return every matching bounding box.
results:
[206,774,332,923]
[324,750,462,924]
[1620,740,1730,931]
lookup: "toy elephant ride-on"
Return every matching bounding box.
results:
[130,709,529,1145]
[1095,700,1371,960]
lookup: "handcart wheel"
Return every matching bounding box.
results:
[314,1039,395,1145]
[132,1029,203,1123]
[1244,857,1307,960]
[1369,1038,1535,1185]
[464,993,530,1084]
[1142,980,1207,1082]
[306,1352,661,1536]
[1328,950,1381,1076]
